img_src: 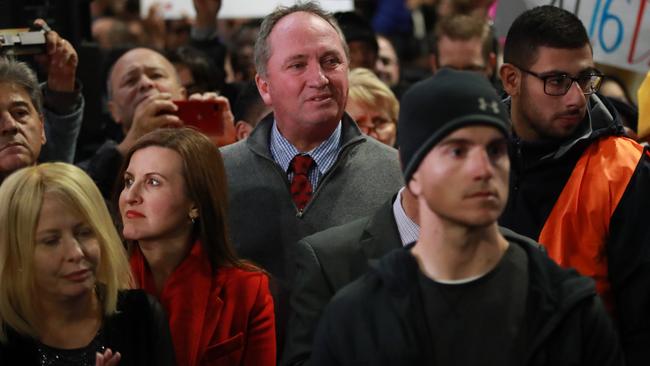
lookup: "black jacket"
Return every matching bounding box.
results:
[285,194,550,366]
[0,290,176,366]
[311,238,624,366]
[283,198,401,366]
[501,94,650,365]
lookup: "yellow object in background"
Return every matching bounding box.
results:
[638,71,650,140]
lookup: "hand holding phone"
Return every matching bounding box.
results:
[174,98,236,146]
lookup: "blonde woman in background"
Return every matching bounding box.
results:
[346,68,400,146]
[0,163,174,366]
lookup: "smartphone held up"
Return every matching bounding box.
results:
[173,99,236,147]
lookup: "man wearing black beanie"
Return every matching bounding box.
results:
[310,68,623,365]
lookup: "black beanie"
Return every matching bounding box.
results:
[398,68,510,182]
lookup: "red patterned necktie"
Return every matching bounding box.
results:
[290,155,315,210]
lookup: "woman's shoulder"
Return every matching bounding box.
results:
[217,266,268,284]
[215,267,270,298]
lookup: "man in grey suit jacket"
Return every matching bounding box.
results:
[220,2,403,350]
[282,187,418,366]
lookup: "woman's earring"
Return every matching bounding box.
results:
[189,212,198,224]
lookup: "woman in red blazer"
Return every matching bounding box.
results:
[118,127,276,366]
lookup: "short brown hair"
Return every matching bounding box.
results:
[431,14,494,63]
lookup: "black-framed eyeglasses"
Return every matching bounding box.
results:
[515,66,604,96]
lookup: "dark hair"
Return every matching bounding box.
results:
[254,1,348,77]
[504,5,591,68]
[430,14,494,63]
[233,81,269,127]
[166,46,223,95]
[118,128,254,272]
[333,11,378,55]
[229,19,262,82]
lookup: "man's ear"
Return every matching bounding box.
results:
[255,73,272,106]
[500,63,521,97]
[407,171,422,198]
[108,100,123,125]
[235,120,253,141]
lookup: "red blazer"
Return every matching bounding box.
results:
[130,241,276,366]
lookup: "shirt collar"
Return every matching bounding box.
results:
[269,119,342,175]
[392,187,420,246]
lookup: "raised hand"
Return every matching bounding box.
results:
[33,19,78,92]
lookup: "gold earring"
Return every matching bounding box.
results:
[189,212,198,224]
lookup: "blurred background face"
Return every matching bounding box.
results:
[33,194,100,302]
[376,36,400,87]
[346,97,396,146]
[109,48,185,129]
[348,40,378,70]
[436,36,489,76]
[119,146,194,243]
[0,82,45,178]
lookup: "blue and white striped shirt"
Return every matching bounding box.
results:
[270,120,342,190]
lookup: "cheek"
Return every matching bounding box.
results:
[376,123,396,139]
[150,192,191,220]
[118,191,127,213]
[496,160,511,191]
[85,240,102,268]
[33,247,58,279]
[25,121,43,140]
[157,80,175,94]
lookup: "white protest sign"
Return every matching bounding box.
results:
[140,0,354,19]
[523,0,650,73]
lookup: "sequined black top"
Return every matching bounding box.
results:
[0,290,176,366]
[36,330,105,366]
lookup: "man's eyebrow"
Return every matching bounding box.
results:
[282,54,307,64]
[143,65,168,74]
[10,100,32,109]
[119,68,140,82]
[580,67,602,75]
[538,67,600,76]
[321,50,342,58]
[438,137,472,146]
[438,136,508,146]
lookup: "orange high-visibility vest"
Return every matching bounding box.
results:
[538,136,644,312]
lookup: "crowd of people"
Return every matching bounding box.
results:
[0,0,649,365]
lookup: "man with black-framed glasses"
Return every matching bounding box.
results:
[499,5,650,365]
